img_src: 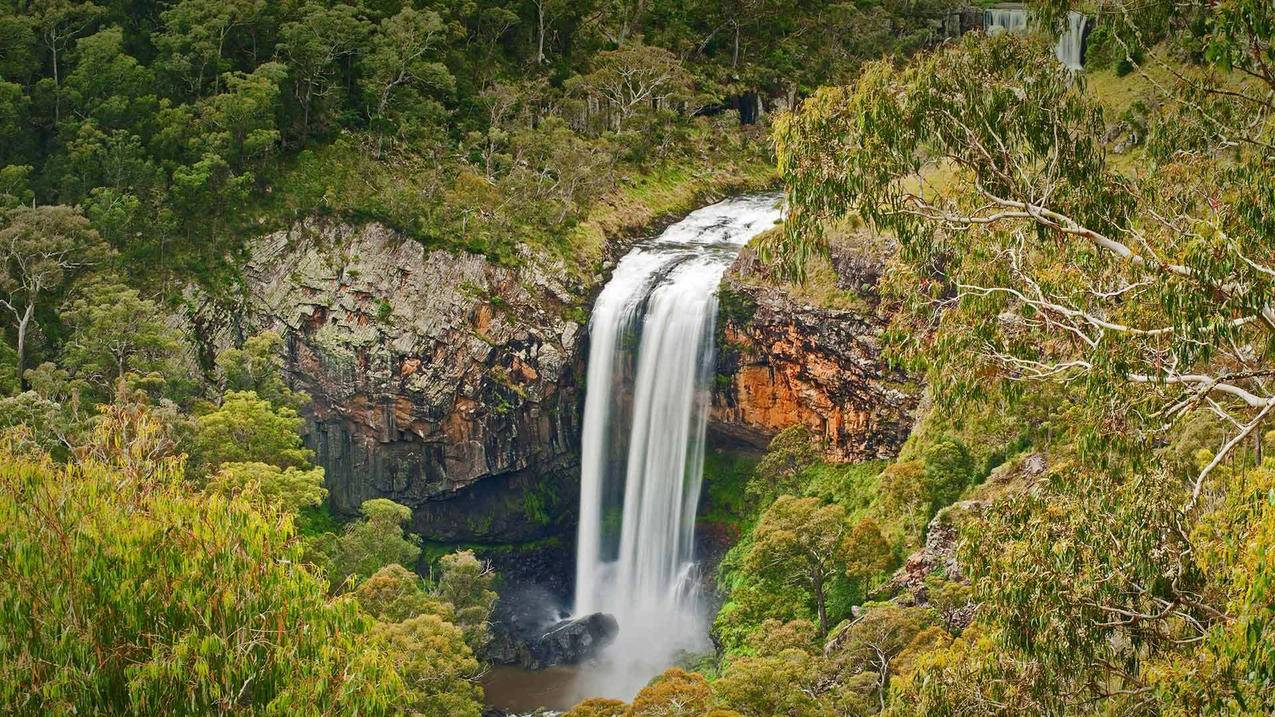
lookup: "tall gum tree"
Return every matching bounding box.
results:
[773,4,1275,709]
[0,205,108,388]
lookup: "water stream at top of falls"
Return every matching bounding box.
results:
[572,193,784,701]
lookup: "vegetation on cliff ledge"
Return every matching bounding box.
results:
[4,0,1274,715]
[575,0,1275,715]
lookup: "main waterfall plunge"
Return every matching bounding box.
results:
[572,194,783,699]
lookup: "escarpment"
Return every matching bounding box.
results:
[197,200,916,551]
[239,220,586,543]
[710,237,919,461]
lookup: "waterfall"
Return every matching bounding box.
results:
[984,6,1087,70]
[984,7,1029,35]
[1055,11,1088,71]
[573,194,783,699]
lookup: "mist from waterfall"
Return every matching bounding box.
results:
[572,194,784,700]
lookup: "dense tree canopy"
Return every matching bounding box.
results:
[0,418,412,714]
[765,0,1275,713]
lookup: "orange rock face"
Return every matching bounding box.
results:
[711,248,918,462]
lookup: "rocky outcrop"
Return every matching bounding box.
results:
[711,240,918,461]
[878,452,1049,630]
[237,219,585,542]
[486,611,619,669]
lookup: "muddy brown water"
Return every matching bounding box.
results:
[481,665,591,713]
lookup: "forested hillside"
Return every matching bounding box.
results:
[0,0,953,286]
[0,0,959,714]
[3,0,1274,715]
[593,1,1274,715]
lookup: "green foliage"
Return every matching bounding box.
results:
[824,604,935,711]
[0,427,412,714]
[193,390,312,472]
[715,649,827,717]
[296,502,341,537]
[748,425,822,504]
[700,448,759,528]
[919,438,975,517]
[205,460,327,513]
[372,614,483,717]
[0,205,109,384]
[359,7,452,145]
[744,618,818,656]
[717,284,758,328]
[714,431,899,658]
[745,495,850,634]
[216,331,307,410]
[353,563,450,624]
[435,550,498,653]
[318,498,423,591]
[629,667,713,717]
[59,276,188,402]
[564,698,628,717]
[772,3,1275,713]
[0,0,957,293]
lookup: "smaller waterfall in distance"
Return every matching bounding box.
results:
[573,194,783,700]
[984,7,1029,35]
[1055,11,1088,71]
[985,6,1087,71]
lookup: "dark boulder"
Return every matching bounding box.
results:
[533,613,619,668]
[486,611,618,670]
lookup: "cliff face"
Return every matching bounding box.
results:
[711,240,918,461]
[206,190,910,545]
[240,220,584,542]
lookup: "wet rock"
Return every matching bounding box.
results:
[533,613,619,668]
[487,610,619,670]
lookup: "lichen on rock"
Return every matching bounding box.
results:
[234,218,587,543]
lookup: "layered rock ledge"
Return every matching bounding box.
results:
[239,220,585,542]
[711,238,919,461]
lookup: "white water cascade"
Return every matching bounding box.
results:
[572,194,783,699]
[984,7,1029,35]
[1054,11,1088,71]
[985,6,1088,71]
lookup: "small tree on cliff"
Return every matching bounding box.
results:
[745,495,849,634]
[194,390,313,472]
[215,331,307,410]
[436,550,497,652]
[321,498,423,590]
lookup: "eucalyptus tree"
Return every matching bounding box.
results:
[773,3,1275,710]
[0,406,414,715]
[745,495,850,634]
[0,205,108,387]
[776,32,1274,511]
[277,1,369,144]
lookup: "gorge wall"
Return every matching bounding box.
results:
[199,195,915,555]
[710,238,918,461]
[238,219,586,543]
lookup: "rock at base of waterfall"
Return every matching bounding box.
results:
[534,613,619,668]
[485,611,619,670]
